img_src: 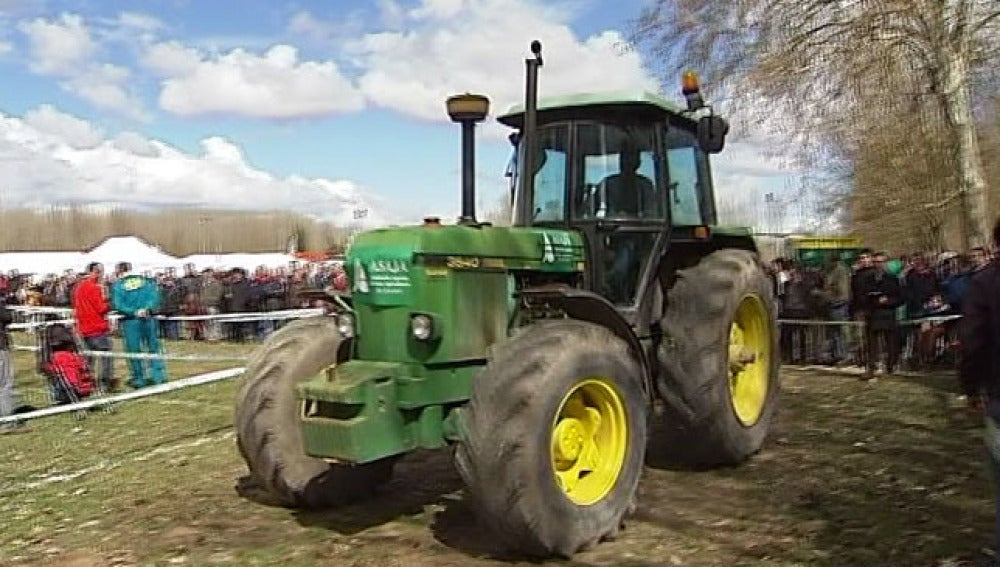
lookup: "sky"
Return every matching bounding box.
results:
[0,0,802,229]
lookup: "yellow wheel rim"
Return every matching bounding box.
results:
[550,378,628,506]
[729,294,771,426]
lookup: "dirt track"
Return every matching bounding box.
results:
[3,367,994,567]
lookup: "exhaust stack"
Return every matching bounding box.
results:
[516,40,543,226]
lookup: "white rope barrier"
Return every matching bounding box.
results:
[777,314,962,327]
[8,305,71,315]
[0,367,245,425]
[9,304,961,335]
[161,308,324,321]
[901,314,962,325]
[7,307,326,330]
[9,318,76,331]
[9,344,247,362]
[778,319,864,327]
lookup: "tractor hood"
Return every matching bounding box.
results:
[346,224,585,307]
[342,223,584,365]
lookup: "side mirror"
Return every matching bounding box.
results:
[697,115,729,154]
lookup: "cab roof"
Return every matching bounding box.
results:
[496,90,691,128]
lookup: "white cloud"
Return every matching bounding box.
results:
[0,105,394,227]
[712,135,806,232]
[94,11,165,45]
[410,0,465,20]
[0,40,11,55]
[113,131,159,157]
[114,12,163,32]
[346,0,657,124]
[18,12,96,75]
[150,43,366,118]
[18,13,147,120]
[713,136,800,178]
[23,104,104,149]
[287,11,335,45]
[285,9,366,47]
[377,0,406,28]
[141,40,201,76]
[62,63,148,121]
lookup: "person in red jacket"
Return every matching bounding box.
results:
[72,262,115,391]
[46,341,94,403]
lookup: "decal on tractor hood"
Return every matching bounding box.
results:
[538,230,576,264]
[349,247,413,306]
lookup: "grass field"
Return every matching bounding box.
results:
[0,334,995,567]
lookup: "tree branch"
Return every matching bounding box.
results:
[970,9,1000,36]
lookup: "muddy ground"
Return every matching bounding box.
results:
[0,360,993,567]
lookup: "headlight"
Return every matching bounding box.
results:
[411,314,433,341]
[336,313,355,338]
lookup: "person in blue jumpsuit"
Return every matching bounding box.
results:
[111,262,165,388]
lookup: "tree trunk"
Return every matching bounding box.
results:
[940,49,992,248]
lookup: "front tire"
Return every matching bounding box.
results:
[656,249,780,465]
[456,320,647,557]
[234,317,394,508]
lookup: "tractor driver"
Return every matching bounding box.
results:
[599,145,657,303]
[599,146,657,218]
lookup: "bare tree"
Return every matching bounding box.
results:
[0,207,350,256]
[633,0,1000,248]
[850,106,957,252]
[980,95,1000,218]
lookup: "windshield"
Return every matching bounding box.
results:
[575,122,660,220]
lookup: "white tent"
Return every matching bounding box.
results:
[82,236,185,273]
[0,235,328,277]
[0,251,86,276]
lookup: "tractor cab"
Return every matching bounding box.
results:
[499,90,726,309]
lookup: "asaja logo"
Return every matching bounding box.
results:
[369,259,409,274]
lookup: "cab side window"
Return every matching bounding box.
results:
[665,127,705,226]
[530,126,570,222]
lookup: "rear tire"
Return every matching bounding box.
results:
[234,317,394,508]
[456,320,647,557]
[655,249,780,465]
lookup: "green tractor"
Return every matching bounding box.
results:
[234,41,780,557]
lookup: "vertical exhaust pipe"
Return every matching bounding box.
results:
[516,40,543,227]
[446,93,490,226]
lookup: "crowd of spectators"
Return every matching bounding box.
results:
[0,246,992,391]
[0,260,350,419]
[769,246,995,377]
[0,260,348,342]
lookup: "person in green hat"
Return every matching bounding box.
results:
[825,252,851,363]
[862,252,904,378]
[885,258,908,337]
[886,259,903,276]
